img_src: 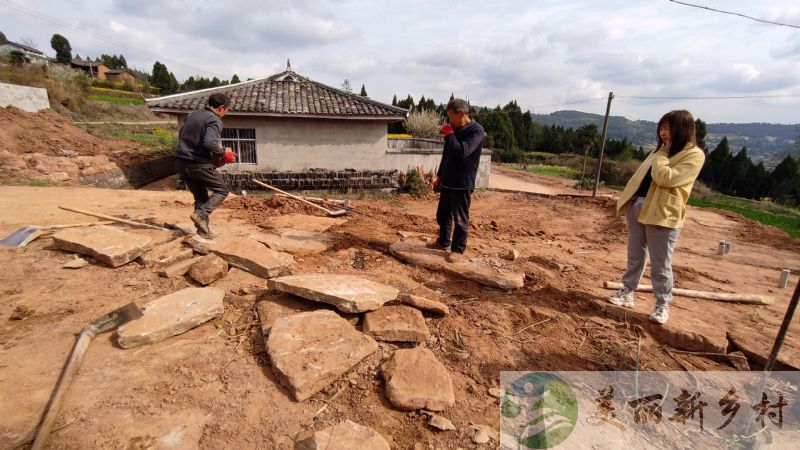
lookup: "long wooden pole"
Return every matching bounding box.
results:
[58,206,168,231]
[765,278,800,370]
[603,281,773,305]
[592,92,614,197]
[250,179,346,217]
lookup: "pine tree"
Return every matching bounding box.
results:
[695,118,708,152]
[770,155,800,205]
[726,147,752,196]
[700,137,732,189]
[50,34,72,64]
[210,76,221,87]
[231,74,240,84]
[151,61,177,94]
[360,84,368,97]
[391,94,397,106]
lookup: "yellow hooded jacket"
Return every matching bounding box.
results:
[616,143,706,229]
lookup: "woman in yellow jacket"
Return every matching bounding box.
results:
[607,110,706,324]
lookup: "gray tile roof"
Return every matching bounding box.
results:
[145,70,408,120]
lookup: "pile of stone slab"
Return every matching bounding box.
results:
[259,272,457,439]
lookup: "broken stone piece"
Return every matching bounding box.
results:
[363,305,430,343]
[116,287,224,348]
[503,249,520,261]
[157,256,204,278]
[52,225,152,267]
[398,293,450,315]
[188,254,229,286]
[63,257,89,269]
[268,274,399,313]
[428,415,456,431]
[471,424,499,444]
[381,347,455,411]
[138,239,193,267]
[253,229,332,255]
[488,387,503,398]
[296,420,390,450]
[267,310,378,401]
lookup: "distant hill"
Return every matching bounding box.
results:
[533,110,799,166]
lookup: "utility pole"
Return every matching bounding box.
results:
[592,92,614,197]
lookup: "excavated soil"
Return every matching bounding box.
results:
[0,185,798,449]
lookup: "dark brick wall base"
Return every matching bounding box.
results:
[222,169,399,191]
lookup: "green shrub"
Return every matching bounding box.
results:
[400,168,432,197]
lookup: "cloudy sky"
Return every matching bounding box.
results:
[2,0,799,123]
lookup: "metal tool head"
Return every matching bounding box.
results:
[90,302,143,334]
[328,209,348,217]
[0,226,45,248]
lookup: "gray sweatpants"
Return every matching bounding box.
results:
[622,197,681,306]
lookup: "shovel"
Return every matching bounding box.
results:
[250,179,348,217]
[31,302,143,450]
[0,221,116,248]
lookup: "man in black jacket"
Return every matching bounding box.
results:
[429,98,484,263]
[175,93,235,238]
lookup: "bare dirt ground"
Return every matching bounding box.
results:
[489,164,588,196]
[0,183,798,449]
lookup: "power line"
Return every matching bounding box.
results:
[0,0,220,77]
[667,0,800,30]
[618,93,800,100]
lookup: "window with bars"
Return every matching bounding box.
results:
[221,128,257,164]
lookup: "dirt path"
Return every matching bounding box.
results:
[0,185,797,448]
[489,164,589,196]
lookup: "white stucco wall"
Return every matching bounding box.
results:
[176,115,492,188]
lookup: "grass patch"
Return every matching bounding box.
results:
[0,170,52,186]
[501,163,579,178]
[87,94,144,105]
[81,123,177,150]
[688,197,800,239]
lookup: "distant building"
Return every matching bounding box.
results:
[0,41,47,63]
[70,58,111,80]
[104,68,137,85]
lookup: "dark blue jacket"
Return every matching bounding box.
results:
[437,121,484,190]
[175,107,224,165]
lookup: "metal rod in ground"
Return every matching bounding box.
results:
[764,278,800,371]
[592,91,614,197]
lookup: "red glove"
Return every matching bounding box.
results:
[439,124,454,136]
[223,150,236,164]
[432,176,441,190]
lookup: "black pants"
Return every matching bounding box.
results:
[176,160,229,221]
[436,188,472,253]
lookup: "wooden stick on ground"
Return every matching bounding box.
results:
[273,193,347,205]
[58,206,168,231]
[603,281,773,305]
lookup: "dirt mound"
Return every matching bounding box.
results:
[224,195,329,219]
[0,106,156,185]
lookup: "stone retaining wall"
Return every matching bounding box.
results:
[222,169,399,192]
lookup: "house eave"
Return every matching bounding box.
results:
[149,107,406,122]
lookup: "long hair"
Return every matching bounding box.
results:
[657,110,696,156]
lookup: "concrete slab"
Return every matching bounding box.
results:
[0,82,49,112]
[389,241,525,290]
[52,225,152,268]
[211,237,294,279]
[363,305,430,343]
[268,274,399,313]
[252,229,332,255]
[296,420,390,450]
[116,287,225,348]
[267,310,378,401]
[381,347,455,411]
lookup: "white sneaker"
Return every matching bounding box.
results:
[650,304,670,324]
[607,286,636,308]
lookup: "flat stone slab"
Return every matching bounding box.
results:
[158,256,204,278]
[297,420,390,450]
[363,305,430,342]
[398,293,450,315]
[389,242,524,290]
[116,287,224,348]
[261,214,346,233]
[381,346,455,411]
[255,293,321,335]
[138,239,193,267]
[267,310,378,401]
[589,298,728,354]
[211,237,294,279]
[268,274,399,313]
[252,229,332,255]
[52,225,152,268]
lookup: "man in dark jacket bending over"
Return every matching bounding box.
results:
[175,93,236,238]
[429,98,484,263]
